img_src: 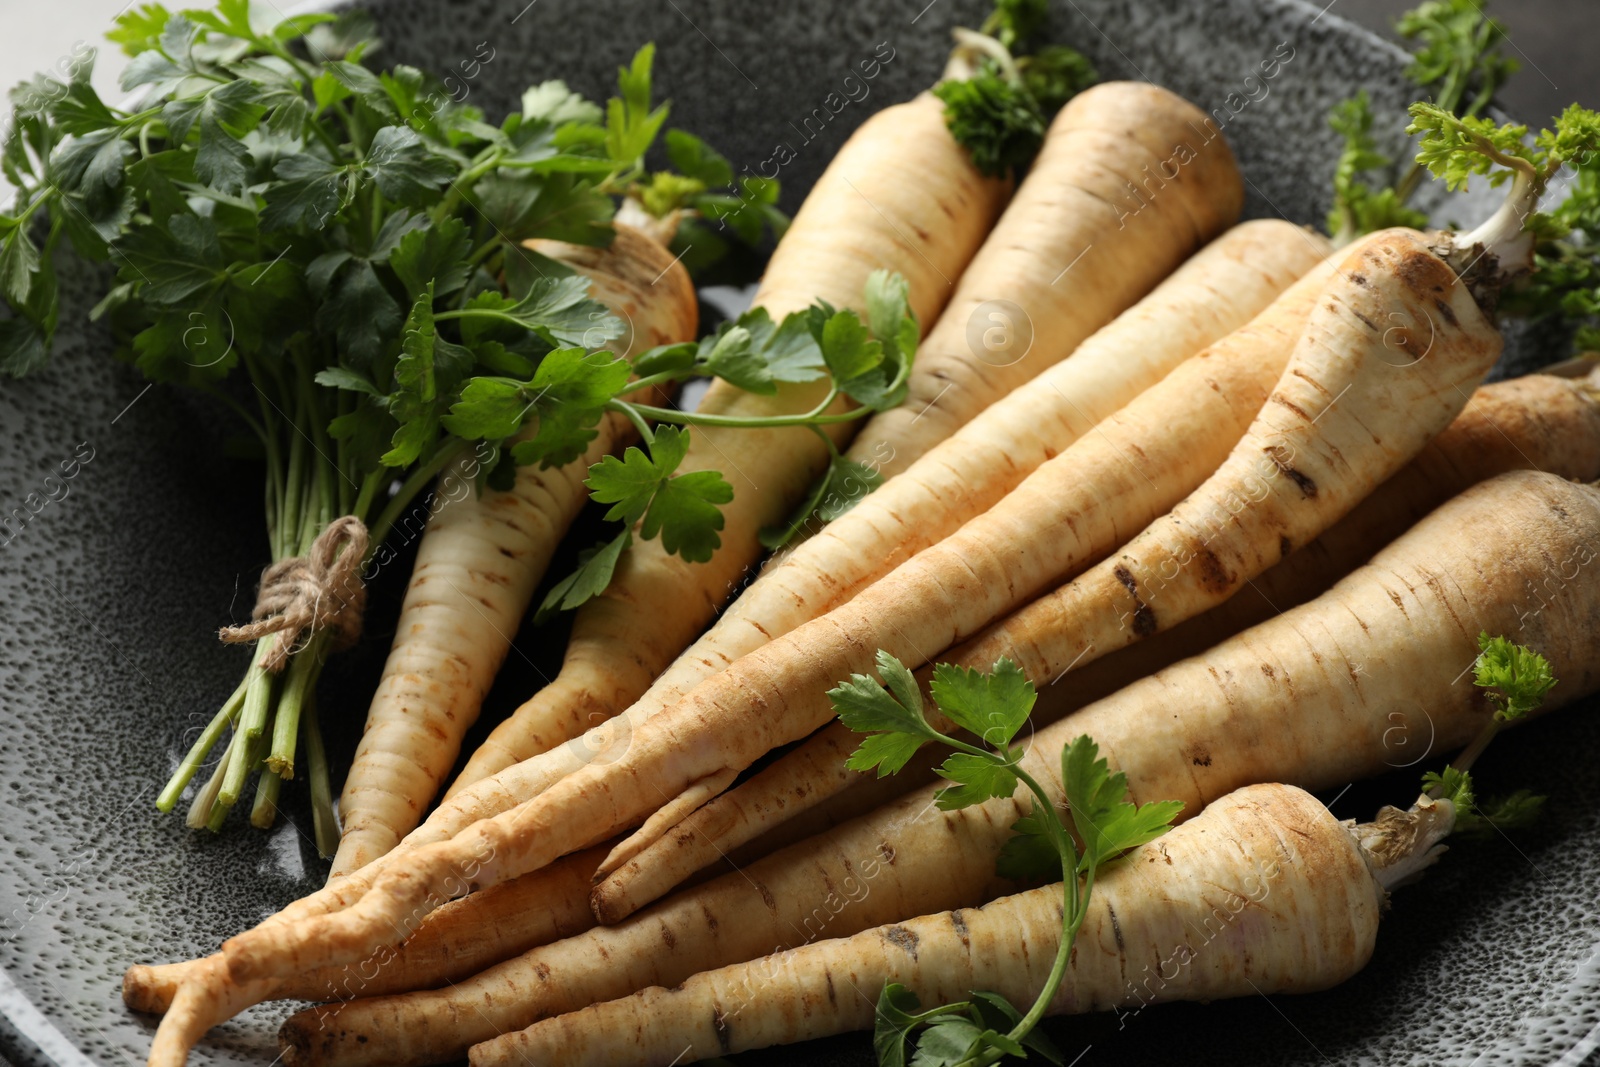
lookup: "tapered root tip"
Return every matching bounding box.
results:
[276,1013,319,1067]
[122,965,169,1015]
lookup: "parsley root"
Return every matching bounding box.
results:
[842,79,1244,480]
[329,225,698,877]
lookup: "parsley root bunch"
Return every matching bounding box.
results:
[294,469,1596,1067]
[282,216,1498,957]
[631,366,1600,902]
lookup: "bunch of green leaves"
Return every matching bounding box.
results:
[533,269,920,618]
[0,0,788,841]
[1397,0,1518,119]
[933,0,1097,179]
[1421,633,1555,839]
[1323,0,1516,245]
[833,652,1182,1067]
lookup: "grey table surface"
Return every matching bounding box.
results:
[0,2,1594,1067]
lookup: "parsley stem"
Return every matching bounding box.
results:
[249,761,284,829]
[302,692,339,857]
[267,630,327,779]
[156,675,248,813]
[970,764,1086,1067]
[610,399,655,445]
[622,369,688,396]
[366,439,472,548]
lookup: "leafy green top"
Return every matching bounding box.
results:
[835,652,1181,1067]
[1323,0,1514,245]
[933,0,1097,179]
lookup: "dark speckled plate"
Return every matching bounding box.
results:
[2,1,1598,1065]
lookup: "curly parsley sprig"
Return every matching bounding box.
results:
[1325,0,1516,245]
[833,653,1181,1067]
[1419,632,1556,838]
[932,0,1097,180]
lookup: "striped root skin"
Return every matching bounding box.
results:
[328,224,698,878]
[943,229,1503,698]
[469,784,1383,1067]
[443,88,1008,794]
[845,79,1244,479]
[610,219,1328,817]
[585,237,1367,920]
[276,469,1600,1067]
[591,367,1600,921]
[225,230,1361,981]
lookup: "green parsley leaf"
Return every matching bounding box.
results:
[872,984,928,1067]
[1456,789,1545,838]
[112,211,224,304]
[967,992,1064,1064]
[908,1015,985,1066]
[934,751,1018,810]
[1021,45,1097,115]
[1062,735,1182,870]
[314,257,402,369]
[833,650,940,776]
[461,274,622,349]
[364,125,454,206]
[502,347,632,466]
[927,657,1035,749]
[934,65,1044,179]
[261,153,345,231]
[535,528,631,623]
[1421,764,1476,814]
[585,425,732,560]
[758,454,883,549]
[994,806,1062,881]
[473,170,615,245]
[1473,631,1557,721]
[605,44,669,168]
[522,80,604,126]
[389,216,473,299]
[665,128,733,186]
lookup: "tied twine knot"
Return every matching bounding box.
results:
[219,516,369,672]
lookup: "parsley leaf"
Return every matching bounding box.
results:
[927,658,1034,750]
[535,528,631,623]
[934,65,1044,179]
[501,347,632,467]
[1062,735,1183,870]
[586,425,731,561]
[1473,630,1558,721]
